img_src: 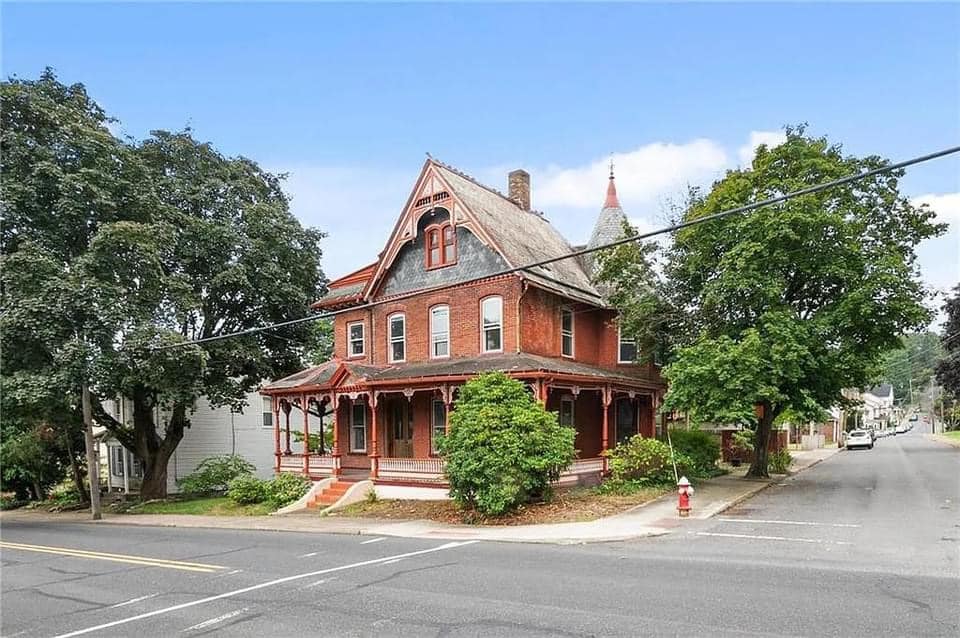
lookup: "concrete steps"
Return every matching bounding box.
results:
[306,479,358,509]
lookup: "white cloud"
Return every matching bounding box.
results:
[737,130,787,167]
[912,192,960,225]
[532,139,728,209]
[909,193,960,308]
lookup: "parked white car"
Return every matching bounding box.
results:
[846,430,874,450]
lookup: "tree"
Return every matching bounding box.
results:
[440,372,575,516]
[606,127,944,477]
[1,71,327,499]
[882,332,943,403]
[936,286,960,402]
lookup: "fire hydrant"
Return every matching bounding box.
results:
[677,476,694,517]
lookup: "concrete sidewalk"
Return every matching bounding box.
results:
[1,447,841,545]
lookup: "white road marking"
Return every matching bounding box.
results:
[299,552,318,557]
[717,518,861,528]
[697,532,853,545]
[225,569,243,575]
[381,558,403,565]
[301,576,337,589]
[53,541,479,638]
[109,593,159,609]
[183,608,248,632]
[360,537,386,544]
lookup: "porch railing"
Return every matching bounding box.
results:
[277,453,338,477]
[378,457,446,482]
[561,458,604,476]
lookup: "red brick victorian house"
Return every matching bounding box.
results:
[261,159,665,487]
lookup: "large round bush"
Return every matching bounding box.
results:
[439,372,576,516]
[668,429,721,477]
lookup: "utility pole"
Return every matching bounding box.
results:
[82,383,102,520]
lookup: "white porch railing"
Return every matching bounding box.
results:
[278,453,337,477]
[377,457,446,482]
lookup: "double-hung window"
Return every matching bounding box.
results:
[430,306,450,358]
[388,313,406,362]
[350,402,367,452]
[426,223,457,268]
[618,325,638,363]
[561,308,574,358]
[262,397,274,428]
[347,321,365,357]
[431,399,447,454]
[481,296,503,353]
[111,447,124,476]
[559,397,575,428]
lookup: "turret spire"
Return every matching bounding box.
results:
[603,157,621,209]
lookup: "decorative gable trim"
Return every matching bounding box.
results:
[363,159,516,301]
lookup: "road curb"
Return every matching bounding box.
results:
[926,434,960,449]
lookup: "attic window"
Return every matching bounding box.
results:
[425,222,457,269]
[432,191,450,202]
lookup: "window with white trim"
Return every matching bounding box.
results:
[431,399,446,454]
[262,397,273,428]
[559,397,575,428]
[618,325,638,363]
[430,306,450,358]
[561,308,574,358]
[350,402,367,452]
[110,447,124,476]
[347,321,365,357]
[388,313,406,362]
[481,296,503,353]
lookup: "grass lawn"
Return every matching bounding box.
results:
[332,485,671,526]
[942,431,960,440]
[123,496,274,516]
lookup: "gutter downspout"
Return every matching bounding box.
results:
[516,280,528,354]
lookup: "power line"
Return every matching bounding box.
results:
[153,143,960,352]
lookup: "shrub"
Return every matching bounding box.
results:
[669,429,721,477]
[178,455,256,494]
[768,448,793,474]
[227,475,268,504]
[265,472,312,506]
[604,435,694,486]
[440,372,576,516]
[732,428,755,451]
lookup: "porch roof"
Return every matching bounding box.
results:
[261,360,385,393]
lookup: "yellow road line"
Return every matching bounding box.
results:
[0,542,224,573]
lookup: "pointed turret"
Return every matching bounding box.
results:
[586,161,629,268]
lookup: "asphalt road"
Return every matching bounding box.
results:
[2,430,957,637]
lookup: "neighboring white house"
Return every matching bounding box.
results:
[862,384,895,425]
[97,388,325,494]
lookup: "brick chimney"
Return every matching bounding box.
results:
[508,169,530,211]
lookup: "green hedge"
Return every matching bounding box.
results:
[669,429,721,477]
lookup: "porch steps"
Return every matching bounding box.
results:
[307,478,359,508]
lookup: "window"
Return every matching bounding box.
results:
[559,397,575,428]
[262,397,274,428]
[430,306,450,358]
[425,223,457,268]
[388,314,405,362]
[431,400,447,454]
[481,296,503,353]
[347,321,365,357]
[111,447,124,476]
[350,402,367,452]
[618,325,638,363]
[561,308,574,358]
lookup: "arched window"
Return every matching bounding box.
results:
[425,222,457,269]
[481,296,503,353]
[430,305,450,358]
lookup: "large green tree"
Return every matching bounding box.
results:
[881,332,943,404]
[605,128,944,477]
[2,71,326,499]
[936,286,960,402]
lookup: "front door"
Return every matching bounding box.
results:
[615,398,636,445]
[389,399,413,458]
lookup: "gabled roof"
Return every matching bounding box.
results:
[866,384,893,399]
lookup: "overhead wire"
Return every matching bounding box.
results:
[152,143,960,352]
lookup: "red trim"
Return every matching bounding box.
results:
[424,222,457,270]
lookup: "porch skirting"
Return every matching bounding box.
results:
[278,455,604,487]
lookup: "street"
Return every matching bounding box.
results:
[2,431,957,637]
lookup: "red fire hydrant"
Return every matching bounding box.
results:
[677,476,694,517]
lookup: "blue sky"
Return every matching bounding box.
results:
[4,2,959,317]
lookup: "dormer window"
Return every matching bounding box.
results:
[426,222,457,269]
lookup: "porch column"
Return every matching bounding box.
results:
[330,393,341,476]
[540,380,550,407]
[601,386,612,473]
[635,394,642,436]
[283,400,292,455]
[273,398,281,473]
[122,448,130,495]
[444,389,452,435]
[369,393,380,479]
[302,393,310,476]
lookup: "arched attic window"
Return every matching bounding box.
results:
[425,222,457,269]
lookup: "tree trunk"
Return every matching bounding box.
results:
[130,389,187,500]
[747,402,777,478]
[138,448,175,500]
[64,429,89,503]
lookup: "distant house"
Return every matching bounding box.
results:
[862,384,894,425]
[97,389,280,494]
[262,159,666,487]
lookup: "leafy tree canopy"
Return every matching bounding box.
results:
[936,286,960,400]
[881,331,944,404]
[604,126,944,477]
[1,70,327,499]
